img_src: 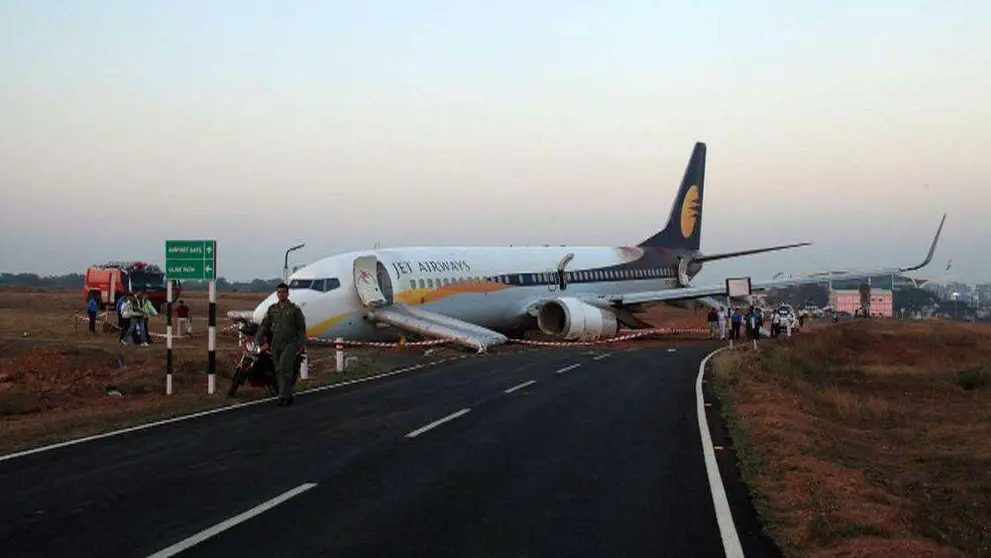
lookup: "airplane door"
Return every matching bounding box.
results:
[546,270,558,292]
[375,261,394,305]
[677,257,691,287]
[353,256,388,308]
[557,253,574,291]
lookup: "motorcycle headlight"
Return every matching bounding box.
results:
[251,343,262,355]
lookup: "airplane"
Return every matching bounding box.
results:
[245,142,946,351]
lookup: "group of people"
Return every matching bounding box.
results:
[114,291,159,346]
[83,283,305,406]
[706,305,772,341]
[82,291,192,346]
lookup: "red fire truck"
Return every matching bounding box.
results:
[83,261,180,312]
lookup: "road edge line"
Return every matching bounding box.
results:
[697,347,744,557]
[0,358,451,464]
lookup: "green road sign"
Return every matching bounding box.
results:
[165,240,217,280]
[165,261,215,279]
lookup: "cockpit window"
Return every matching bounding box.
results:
[315,278,341,292]
[288,278,340,292]
[288,279,313,289]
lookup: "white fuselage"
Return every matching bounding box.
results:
[252,245,691,341]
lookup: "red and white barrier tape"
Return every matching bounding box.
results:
[306,337,452,348]
[505,327,707,347]
[74,314,194,340]
[73,315,704,349]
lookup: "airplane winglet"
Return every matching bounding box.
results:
[899,213,947,272]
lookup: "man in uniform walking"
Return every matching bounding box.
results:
[256,282,307,406]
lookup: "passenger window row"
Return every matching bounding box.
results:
[406,267,671,290]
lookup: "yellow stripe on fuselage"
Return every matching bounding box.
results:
[307,312,349,338]
[394,280,511,306]
[306,280,511,337]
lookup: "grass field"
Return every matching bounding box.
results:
[712,319,991,557]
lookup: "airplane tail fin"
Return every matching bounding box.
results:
[638,142,706,251]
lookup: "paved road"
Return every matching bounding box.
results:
[0,344,776,557]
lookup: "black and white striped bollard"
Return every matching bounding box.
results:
[207,280,216,394]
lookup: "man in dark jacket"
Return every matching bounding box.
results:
[256,283,307,406]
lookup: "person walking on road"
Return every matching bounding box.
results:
[706,308,718,338]
[255,282,307,407]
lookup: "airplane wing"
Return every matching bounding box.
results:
[366,304,508,353]
[601,213,946,308]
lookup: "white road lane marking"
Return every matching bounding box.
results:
[146,483,318,558]
[555,363,581,374]
[592,354,610,361]
[503,380,537,394]
[404,408,472,438]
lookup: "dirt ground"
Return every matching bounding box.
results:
[712,319,991,557]
[0,288,709,455]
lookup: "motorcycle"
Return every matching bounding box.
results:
[228,319,304,398]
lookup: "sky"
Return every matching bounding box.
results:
[1,0,989,285]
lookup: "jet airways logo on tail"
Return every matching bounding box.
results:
[680,185,701,238]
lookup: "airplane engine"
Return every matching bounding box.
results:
[536,297,619,341]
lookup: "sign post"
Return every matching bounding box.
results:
[166,240,218,394]
[166,280,173,395]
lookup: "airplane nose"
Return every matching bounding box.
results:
[252,290,320,323]
[289,290,318,309]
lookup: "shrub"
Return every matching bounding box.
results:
[954,364,990,391]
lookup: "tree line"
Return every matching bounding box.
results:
[0,273,283,293]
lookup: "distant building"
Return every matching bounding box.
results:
[951,292,975,304]
[829,288,894,317]
[825,273,931,291]
[975,283,991,306]
[947,281,972,296]
[924,282,951,300]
